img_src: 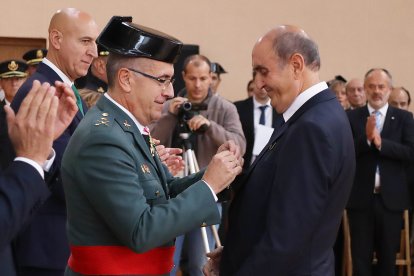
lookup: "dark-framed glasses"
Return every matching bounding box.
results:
[127,67,174,90]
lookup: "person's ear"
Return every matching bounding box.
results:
[118,68,132,92]
[290,53,304,79]
[49,29,63,50]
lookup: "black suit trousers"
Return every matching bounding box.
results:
[348,195,403,276]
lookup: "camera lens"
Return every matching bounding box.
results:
[182,102,192,111]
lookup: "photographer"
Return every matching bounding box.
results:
[150,54,245,276]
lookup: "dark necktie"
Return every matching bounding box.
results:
[259,105,268,125]
[71,84,84,116]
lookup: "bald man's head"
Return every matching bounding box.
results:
[47,8,99,81]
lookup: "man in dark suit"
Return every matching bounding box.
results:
[234,76,280,170]
[8,8,99,276]
[204,25,355,275]
[0,80,78,275]
[347,68,414,276]
[61,16,242,276]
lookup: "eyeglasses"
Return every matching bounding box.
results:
[127,67,174,90]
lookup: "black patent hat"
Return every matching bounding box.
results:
[96,16,183,64]
[211,62,227,74]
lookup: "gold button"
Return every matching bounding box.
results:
[155,190,160,196]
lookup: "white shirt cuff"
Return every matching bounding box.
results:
[201,180,218,202]
[43,149,56,172]
[14,157,44,179]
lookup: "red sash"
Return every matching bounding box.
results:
[68,245,175,275]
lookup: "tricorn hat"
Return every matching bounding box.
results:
[0,60,28,78]
[97,16,183,64]
[210,62,227,75]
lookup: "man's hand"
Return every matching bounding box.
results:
[154,139,184,176]
[365,115,377,141]
[187,114,210,132]
[217,140,244,168]
[53,81,78,139]
[168,96,187,115]
[366,115,382,149]
[203,150,242,194]
[5,80,58,166]
[203,246,223,276]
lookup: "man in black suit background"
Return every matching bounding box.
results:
[204,25,355,276]
[347,68,414,276]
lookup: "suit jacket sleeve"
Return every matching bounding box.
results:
[237,121,336,274]
[0,161,50,249]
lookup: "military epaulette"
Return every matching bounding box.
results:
[94,112,111,127]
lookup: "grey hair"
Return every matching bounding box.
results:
[106,53,137,88]
[272,32,320,71]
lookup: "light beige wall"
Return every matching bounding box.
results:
[2,0,413,111]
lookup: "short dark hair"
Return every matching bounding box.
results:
[272,32,320,71]
[182,54,211,74]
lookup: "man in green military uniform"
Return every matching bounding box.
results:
[61,16,243,276]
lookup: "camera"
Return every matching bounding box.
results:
[178,101,208,133]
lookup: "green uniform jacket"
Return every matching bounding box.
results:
[61,95,220,274]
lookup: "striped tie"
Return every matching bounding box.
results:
[373,110,381,132]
